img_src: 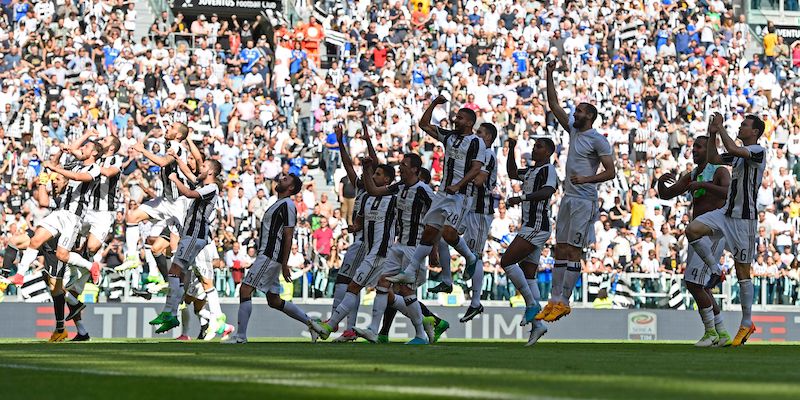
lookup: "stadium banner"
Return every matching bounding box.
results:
[752,24,800,45]
[1,303,799,341]
[170,0,282,19]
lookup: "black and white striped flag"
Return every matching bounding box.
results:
[612,274,635,309]
[20,272,51,302]
[667,275,686,310]
[108,272,127,300]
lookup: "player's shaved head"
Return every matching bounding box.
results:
[538,137,556,155]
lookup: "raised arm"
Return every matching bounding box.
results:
[418,95,448,142]
[545,60,570,131]
[361,119,379,163]
[713,112,754,160]
[44,161,96,182]
[132,141,174,167]
[336,123,358,186]
[169,173,205,198]
[506,138,521,180]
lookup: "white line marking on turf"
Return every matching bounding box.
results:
[1,363,589,400]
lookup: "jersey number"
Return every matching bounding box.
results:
[733,248,747,263]
[574,232,583,244]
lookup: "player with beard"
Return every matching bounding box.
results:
[538,60,615,323]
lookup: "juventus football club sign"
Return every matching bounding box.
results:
[170,0,282,20]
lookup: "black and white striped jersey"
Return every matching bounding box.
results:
[160,140,188,202]
[90,154,124,212]
[258,197,297,262]
[721,145,766,220]
[519,163,558,231]
[181,183,219,240]
[469,148,498,215]
[58,162,101,219]
[387,181,433,247]
[438,127,485,194]
[358,194,397,257]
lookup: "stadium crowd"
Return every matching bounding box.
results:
[0,0,799,307]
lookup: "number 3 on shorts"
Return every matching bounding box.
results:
[574,232,582,245]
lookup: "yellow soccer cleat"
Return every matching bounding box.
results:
[543,302,571,322]
[535,303,554,320]
[48,329,68,343]
[731,323,756,347]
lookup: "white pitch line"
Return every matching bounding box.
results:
[1,363,590,400]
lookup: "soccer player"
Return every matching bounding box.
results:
[149,157,222,334]
[505,137,558,345]
[685,112,766,347]
[119,123,191,271]
[178,241,235,341]
[329,123,378,342]
[316,160,397,340]
[387,95,485,287]
[31,140,103,341]
[538,60,615,322]
[458,122,498,322]
[225,173,327,344]
[354,153,434,344]
[657,135,732,347]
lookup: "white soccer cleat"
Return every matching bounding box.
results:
[307,319,331,340]
[204,318,220,341]
[353,327,379,343]
[332,329,357,343]
[422,317,435,344]
[386,271,416,284]
[146,282,169,294]
[694,330,719,347]
[222,335,247,344]
[525,324,548,347]
[115,255,140,272]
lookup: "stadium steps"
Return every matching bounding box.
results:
[133,1,157,42]
[309,166,341,209]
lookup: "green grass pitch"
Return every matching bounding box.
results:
[0,339,798,400]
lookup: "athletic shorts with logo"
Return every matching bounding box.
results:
[458,211,493,254]
[422,192,468,229]
[555,195,597,248]
[684,234,726,286]
[352,253,386,288]
[171,236,208,269]
[242,254,283,295]
[339,240,364,279]
[694,208,757,264]
[39,209,82,252]
[518,226,551,265]
[185,243,217,299]
[138,196,190,235]
[81,210,116,242]
[382,245,427,289]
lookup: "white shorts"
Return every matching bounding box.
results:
[684,234,726,286]
[184,247,217,300]
[458,211,493,254]
[65,265,92,294]
[171,237,208,269]
[383,245,427,289]
[39,210,82,251]
[139,196,189,234]
[242,255,282,295]
[517,226,551,265]
[694,208,758,264]
[422,192,468,229]
[81,210,115,242]
[555,196,597,248]
[339,240,364,279]
[352,253,386,288]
